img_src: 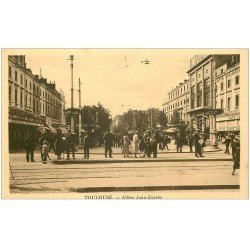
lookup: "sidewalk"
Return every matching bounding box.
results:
[10,143,232,166]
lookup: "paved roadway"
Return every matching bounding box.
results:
[8,145,239,194]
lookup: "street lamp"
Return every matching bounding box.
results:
[78,78,82,145]
[67,55,74,132]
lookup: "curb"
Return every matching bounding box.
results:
[53,157,232,165]
[70,185,240,193]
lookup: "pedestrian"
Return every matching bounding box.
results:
[39,133,47,160]
[224,133,231,154]
[163,133,169,150]
[122,132,130,158]
[150,130,158,158]
[139,138,146,158]
[187,133,193,153]
[24,132,36,162]
[65,130,76,160]
[55,130,63,160]
[83,132,91,159]
[103,129,114,158]
[193,130,203,157]
[175,132,183,153]
[132,131,139,158]
[231,134,240,175]
[41,140,49,164]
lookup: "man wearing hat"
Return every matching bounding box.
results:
[65,130,76,160]
[231,134,240,175]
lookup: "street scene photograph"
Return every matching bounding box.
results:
[2,49,248,198]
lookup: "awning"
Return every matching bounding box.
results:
[58,126,68,134]
[162,128,179,133]
[45,124,57,134]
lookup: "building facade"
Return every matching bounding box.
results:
[215,55,240,138]
[162,80,190,123]
[162,54,240,144]
[8,55,66,151]
[186,55,240,143]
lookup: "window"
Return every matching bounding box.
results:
[204,92,210,106]
[15,89,17,104]
[221,99,224,109]
[25,95,27,106]
[235,75,239,85]
[30,82,32,91]
[227,97,231,109]
[25,79,27,88]
[15,71,18,81]
[220,82,224,91]
[197,83,202,107]
[9,66,12,78]
[30,97,31,107]
[220,68,223,74]
[9,86,11,102]
[227,79,231,88]
[235,94,239,107]
[20,91,23,106]
[20,75,23,85]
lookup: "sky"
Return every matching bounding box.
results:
[8,49,198,117]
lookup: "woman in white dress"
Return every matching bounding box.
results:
[132,131,139,158]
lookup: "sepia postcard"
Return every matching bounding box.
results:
[1,48,248,199]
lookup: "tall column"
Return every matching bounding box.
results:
[68,55,75,132]
[78,78,82,145]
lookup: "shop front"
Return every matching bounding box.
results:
[217,114,240,141]
[9,107,45,152]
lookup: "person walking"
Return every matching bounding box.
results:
[175,132,183,153]
[41,140,49,164]
[224,133,231,154]
[83,132,91,159]
[163,134,169,150]
[24,132,36,162]
[231,134,240,175]
[103,129,114,158]
[55,130,63,160]
[187,133,193,153]
[122,132,130,158]
[132,131,139,158]
[65,130,76,160]
[193,130,203,157]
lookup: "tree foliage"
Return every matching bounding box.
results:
[66,102,112,132]
[113,108,168,134]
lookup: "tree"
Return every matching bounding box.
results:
[171,110,181,125]
[112,108,168,134]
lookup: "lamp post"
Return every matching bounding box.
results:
[68,55,74,132]
[78,78,82,145]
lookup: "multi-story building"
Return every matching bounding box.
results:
[162,80,190,123]
[8,55,66,151]
[187,54,240,142]
[215,55,240,138]
[162,54,240,145]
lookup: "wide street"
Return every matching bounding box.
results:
[8,143,240,194]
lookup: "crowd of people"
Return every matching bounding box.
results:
[22,127,240,175]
